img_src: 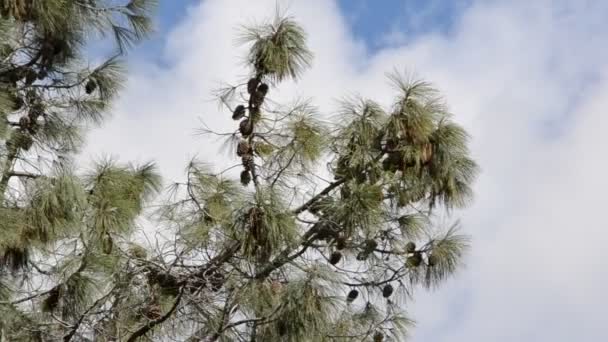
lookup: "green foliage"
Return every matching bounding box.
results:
[397,213,429,240]
[422,222,470,289]
[25,168,86,242]
[262,104,328,179]
[241,187,298,261]
[181,13,478,341]
[86,159,161,235]
[265,278,336,340]
[333,181,385,237]
[240,14,313,82]
[0,9,477,342]
[0,2,160,340]
[286,111,326,164]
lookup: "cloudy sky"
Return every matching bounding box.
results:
[81,0,608,341]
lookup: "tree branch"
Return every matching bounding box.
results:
[63,286,117,342]
[8,171,42,179]
[125,287,184,342]
[291,179,344,215]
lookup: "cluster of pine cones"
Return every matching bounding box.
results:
[232,78,269,186]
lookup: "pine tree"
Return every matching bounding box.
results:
[1,7,478,341]
[0,1,159,341]
[142,13,477,341]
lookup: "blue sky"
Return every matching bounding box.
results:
[136,0,471,64]
[84,1,608,341]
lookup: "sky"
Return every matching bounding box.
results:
[82,0,608,341]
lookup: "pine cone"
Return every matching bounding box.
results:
[42,287,60,313]
[247,78,260,95]
[257,83,269,95]
[232,105,246,120]
[329,251,342,265]
[405,242,416,253]
[25,69,37,85]
[102,233,113,254]
[346,289,359,302]
[240,170,251,186]
[356,251,369,261]
[11,94,24,110]
[85,79,97,94]
[406,252,422,267]
[236,140,251,157]
[364,239,378,253]
[277,319,288,336]
[427,254,438,267]
[252,83,268,107]
[382,284,394,298]
[239,118,253,136]
[241,154,254,171]
[335,236,346,250]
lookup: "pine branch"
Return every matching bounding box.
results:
[292,179,345,215]
[125,287,184,342]
[63,286,117,342]
[7,171,42,179]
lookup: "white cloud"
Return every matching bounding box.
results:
[81,0,608,340]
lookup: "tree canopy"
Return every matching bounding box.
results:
[0,5,478,341]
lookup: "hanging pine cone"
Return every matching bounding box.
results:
[239,118,253,136]
[14,131,33,151]
[236,140,251,157]
[85,79,97,94]
[329,251,342,265]
[373,331,384,342]
[42,287,61,312]
[52,40,64,56]
[405,242,416,253]
[240,170,251,186]
[24,69,37,85]
[232,104,246,120]
[427,254,438,267]
[102,233,113,254]
[364,239,378,253]
[277,319,288,336]
[247,78,260,95]
[382,152,401,172]
[257,83,269,96]
[406,252,422,267]
[335,236,346,250]
[356,251,369,261]
[382,284,394,298]
[241,154,254,171]
[37,69,48,80]
[252,83,269,107]
[346,289,359,303]
[247,207,265,241]
[11,94,23,110]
